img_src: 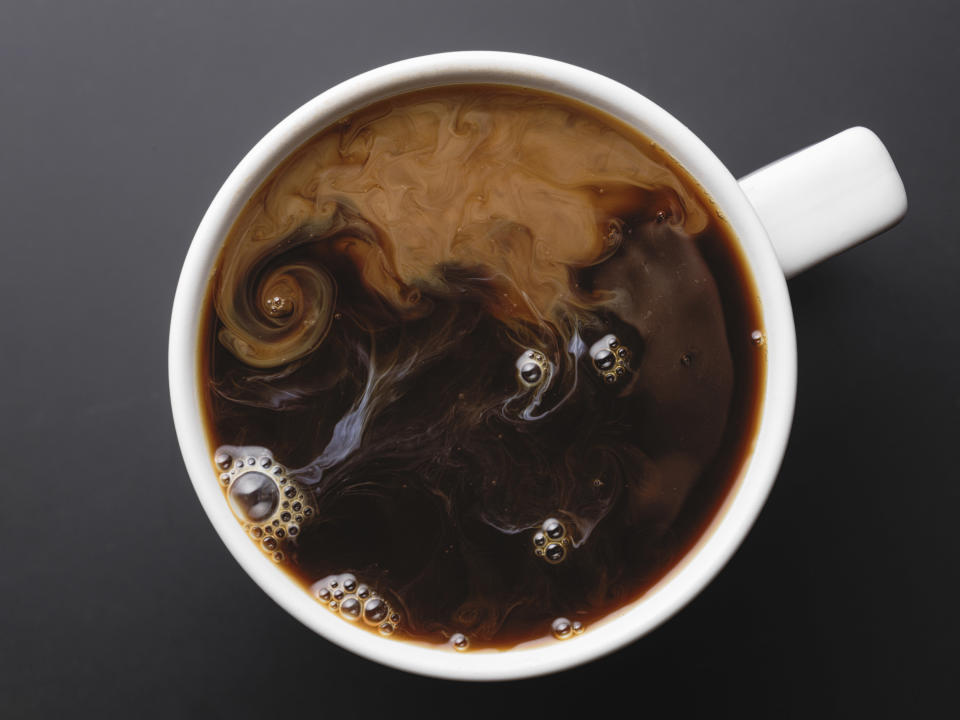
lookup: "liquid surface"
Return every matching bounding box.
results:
[199,85,764,648]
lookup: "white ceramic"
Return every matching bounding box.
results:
[169,51,906,681]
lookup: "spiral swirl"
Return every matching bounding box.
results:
[217,261,336,369]
[215,203,393,368]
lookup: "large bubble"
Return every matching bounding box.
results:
[215,445,315,563]
[227,471,279,522]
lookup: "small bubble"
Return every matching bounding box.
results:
[246,457,257,466]
[284,486,297,499]
[317,587,331,602]
[390,613,400,623]
[533,532,546,547]
[363,597,389,626]
[604,373,616,384]
[288,525,299,537]
[219,472,230,485]
[615,366,625,377]
[594,349,616,371]
[572,621,584,635]
[329,601,339,611]
[263,526,273,535]
[655,210,667,223]
[751,330,765,346]
[295,515,304,523]
[259,456,272,468]
[262,536,277,552]
[330,580,338,588]
[250,527,263,539]
[357,585,370,600]
[340,597,361,621]
[451,633,469,651]
[280,511,291,522]
[545,543,566,564]
[379,622,394,636]
[617,347,627,358]
[303,507,313,517]
[552,618,573,640]
[680,352,693,367]
[275,528,285,538]
[333,312,343,321]
[342,576,357,592]
[272,552,284,563]
[333,589,344,601]
[543,518,565,540]
[215,452,232,470]
[606,223,622,244]
[273,466,284,475]
[264,295,293,318]
[292,502,302,511]
[519,361,542,385]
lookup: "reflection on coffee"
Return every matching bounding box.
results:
[199,85,765,649]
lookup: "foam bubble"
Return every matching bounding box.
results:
[516,349,550,388]
[543,518,564,539]
[312,573,400,637]
[227,471,278,522]
[533,518,572,564]
[363,597,389,625]
[545,543,565,563]
[551,618,573,639]
[215,445,316,564]
[340,597,362,620]
[590,334,631,383]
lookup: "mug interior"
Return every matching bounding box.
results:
[169,51,796,680]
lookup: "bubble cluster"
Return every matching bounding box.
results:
[516,349,549,388]
[590,334,631,384]
[532,517,572,564]
[551,617,585,640]
[264,294,293,318]
[214,445,315,563]
[311,573,400,636]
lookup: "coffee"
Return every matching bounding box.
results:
[199,85,764,649]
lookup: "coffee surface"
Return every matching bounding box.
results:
[199,85,764,648]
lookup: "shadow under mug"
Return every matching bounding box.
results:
[169,51,906,681]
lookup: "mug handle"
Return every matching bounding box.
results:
[738,127,907,277]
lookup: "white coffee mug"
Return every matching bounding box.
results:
[169,51,906,681]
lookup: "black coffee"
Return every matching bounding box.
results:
[199,85,764,649]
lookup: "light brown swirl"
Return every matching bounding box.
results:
[214,86,707,368]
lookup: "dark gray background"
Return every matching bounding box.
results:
[2,0,957,717]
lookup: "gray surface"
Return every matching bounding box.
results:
[1,0,957,716]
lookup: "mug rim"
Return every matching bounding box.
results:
[169,50,796,681]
